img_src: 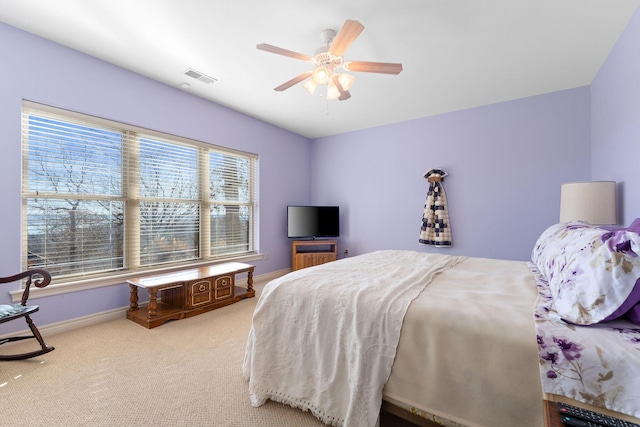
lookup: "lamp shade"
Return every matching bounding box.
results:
[302,79,317,95]
[326,80,340,100]
[559,181,617,224]
[312,66,330,85]
[327,73,356,100]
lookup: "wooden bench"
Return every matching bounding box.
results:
[126,262,255,328]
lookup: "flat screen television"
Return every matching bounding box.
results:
[287,206,340,239]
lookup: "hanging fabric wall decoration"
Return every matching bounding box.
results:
[419,168,452,246]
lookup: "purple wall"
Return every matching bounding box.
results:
[591,7,640,225]
[0,23,311,332]
[311,88,592,261]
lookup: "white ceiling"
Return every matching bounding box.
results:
[1,0,639,139]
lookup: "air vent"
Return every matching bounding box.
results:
[184,68,217,85]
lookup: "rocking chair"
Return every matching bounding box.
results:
[0,269,55,361]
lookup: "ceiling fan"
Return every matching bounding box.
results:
[257,19,403,101]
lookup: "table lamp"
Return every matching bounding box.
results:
[559,181,617,225]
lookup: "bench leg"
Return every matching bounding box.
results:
[129,284,139,310]
[247,270,254,292]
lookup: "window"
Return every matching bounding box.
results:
[21,101,258,283]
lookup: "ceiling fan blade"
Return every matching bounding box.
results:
[329,19,364,57]
[332,76,351,101]
[344,61,403,75]
[257,43,312,62]
[274,71,314,91]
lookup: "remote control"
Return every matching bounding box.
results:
[560,415,602,427]
[561,415,605,427]
[558,402,640,427]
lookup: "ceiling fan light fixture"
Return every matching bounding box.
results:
[302,78,317,95]
[257,19,402,101]
[327,73,355,100]
[326,80,341,100]
[312,66,331,85]
[337,73,355,91]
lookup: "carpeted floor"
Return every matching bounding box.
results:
[0,280,418,427]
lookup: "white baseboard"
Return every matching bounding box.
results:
[251,268,289,284]
[0,307,129,342]
[0,269,289,340]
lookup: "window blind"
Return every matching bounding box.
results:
[21,101,258,282]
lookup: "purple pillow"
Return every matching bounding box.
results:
[626,219,640,325]
[602,278,640,324]
[601,218,640,324]
[630,218,640,234]
[627,303,640,324]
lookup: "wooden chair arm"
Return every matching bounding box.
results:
[0,269,52,306]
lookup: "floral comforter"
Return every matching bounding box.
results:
[531,262,640,418]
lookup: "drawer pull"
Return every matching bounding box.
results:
[199,284,206,292]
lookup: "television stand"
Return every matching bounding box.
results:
[291,240,337,271]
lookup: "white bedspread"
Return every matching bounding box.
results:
[242,250,465,427]
[383,256,544,427]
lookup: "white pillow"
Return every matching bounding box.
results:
[531,221,640,325]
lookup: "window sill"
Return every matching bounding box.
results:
[9,253,265,303]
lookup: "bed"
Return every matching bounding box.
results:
[242,221,640,427]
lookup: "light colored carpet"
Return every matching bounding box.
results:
[0,280,328,427]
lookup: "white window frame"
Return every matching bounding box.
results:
[17,101,260,298]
